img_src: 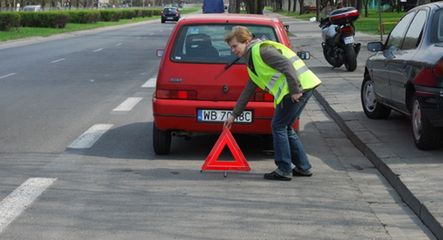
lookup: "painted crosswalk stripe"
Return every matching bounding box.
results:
[141,77,156,88]
[115,43,122,47]
[93,48,103,52]
[50,58,65,63]
[0,178,56,234]
[112,97,143,112]
[0,73,16,79]
[68,124,113,149]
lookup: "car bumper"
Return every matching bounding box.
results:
[153,98,276,134]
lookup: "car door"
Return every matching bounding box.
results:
[388,9,428,112]
[377,12,415,105]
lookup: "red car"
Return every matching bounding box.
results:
[153,14,298,154]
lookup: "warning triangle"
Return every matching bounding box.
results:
[201,128,250,171]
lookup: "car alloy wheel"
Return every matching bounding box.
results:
[360,74,390,119]
[411,98,422,141]
[411,96,441,150]
[363,79,376,112]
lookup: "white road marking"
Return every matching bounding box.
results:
[93,48,103,52]
[0,73,16,79]
[115,43,122,47]
[50,58,65,63]
[68,124,113,149]
[0,178,56,234]
[112,97,143,112]
[141,77,156,88]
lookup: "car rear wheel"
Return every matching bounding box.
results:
[361,75,391,119]
[153,124,171,154]
[411,96,441,150]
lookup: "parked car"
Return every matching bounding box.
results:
[152,14,302,154]
[22,5,42,12]
[361,2,443,150]
[161,7,180,23]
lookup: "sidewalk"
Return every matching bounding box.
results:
[273,14,443,239]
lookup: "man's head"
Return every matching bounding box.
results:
[225,26,253,58]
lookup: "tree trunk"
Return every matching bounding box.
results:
[298,0,304,14]
[288,0,291,11]
[293,0,297,12]
[356,0,362,12]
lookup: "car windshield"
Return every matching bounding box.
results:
[170,24,278,64]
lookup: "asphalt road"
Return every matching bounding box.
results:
[0,17,437,239]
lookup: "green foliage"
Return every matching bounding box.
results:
[100,10,122,22]
[67,10,100,23]
[19,12,69,28]
[0,13,21,31]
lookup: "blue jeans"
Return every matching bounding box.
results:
[272,90,313,177]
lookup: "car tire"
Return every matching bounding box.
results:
[361,74,391,119]
[153,124,171,155]
[344,43,357,72]
[411,95,441,150]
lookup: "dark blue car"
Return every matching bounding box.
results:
[361,2,443,150]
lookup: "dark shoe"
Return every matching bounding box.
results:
[264,171,292,181]
[293,168,313,177]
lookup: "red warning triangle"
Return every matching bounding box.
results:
[201,128,250,171]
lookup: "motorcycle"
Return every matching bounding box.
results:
[319,7,361,72]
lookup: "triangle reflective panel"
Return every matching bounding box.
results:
[201,128,250,171]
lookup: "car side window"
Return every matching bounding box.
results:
[437,10,443,42]
[402,10,427,50]
[386,12,415,50]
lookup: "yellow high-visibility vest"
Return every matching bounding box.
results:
[247,41,321,106]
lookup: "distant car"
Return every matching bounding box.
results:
[23,5,42,12]
[152,14,301,154]
[361,2,443,150]
[161,7,180,23]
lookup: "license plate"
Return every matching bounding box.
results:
[167,17,173,20]
[197,109,252,123]
[343,36,354,44]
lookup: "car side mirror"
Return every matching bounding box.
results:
[284,24,290,32]
[156,49,164,57]
[367,42,383,52]
[297,51,310,60]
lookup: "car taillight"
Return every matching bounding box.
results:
[340,25,353,34]
[156,89,197,100]
[254,92,274,102]
[433,59,443,77]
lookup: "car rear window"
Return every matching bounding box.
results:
[170,24,278,64]
[164,8,177,14]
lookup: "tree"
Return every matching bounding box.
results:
[298,0,304,14]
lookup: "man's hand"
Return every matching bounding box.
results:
[291,92,303,103]
[223,115,235,129]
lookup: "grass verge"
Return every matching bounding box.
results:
[278,8,403,35]
[0,7,199,42]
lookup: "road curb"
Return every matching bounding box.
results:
[313,89,443,239]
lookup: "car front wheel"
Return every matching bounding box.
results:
[411,96,441,150]
[153,124,171,154]
[361,74,391,119]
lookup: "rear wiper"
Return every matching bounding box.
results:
[224,57,240,70]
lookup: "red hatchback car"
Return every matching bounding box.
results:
[153,14,297,154]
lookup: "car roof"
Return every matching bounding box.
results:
[179,14,282,25]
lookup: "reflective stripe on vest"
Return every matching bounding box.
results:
[247,41,321,106]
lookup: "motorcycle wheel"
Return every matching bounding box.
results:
[322,44,342,68]
[344,44,357,72]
